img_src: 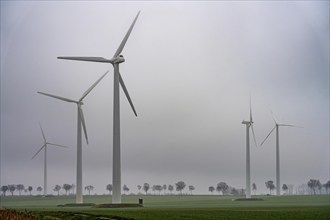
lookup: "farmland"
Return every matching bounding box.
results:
[0,195,329,220]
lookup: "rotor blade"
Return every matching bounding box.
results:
[39,123,46,142]
[79,105,89,144]
[250,124,258,148]
[269,109,277,124]
[260,126,276,147]
[278,124,303,128]
[58,57,111,63]
[119,72,137,116]
[47,143,69,148]
[79,71,109,102]
[31,144,46,160]
[113,11,141,58]
[38,92,77,103]
[249,97,253,123]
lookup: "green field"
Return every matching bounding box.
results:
[1,195,329,220]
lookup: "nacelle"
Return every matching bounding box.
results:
[110,55,125,64]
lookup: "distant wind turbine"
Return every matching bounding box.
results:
[241,99,258,199]
[32,123,68,196]
[38,71,108,203]
[57,11,140,204]
[260,112,302,196]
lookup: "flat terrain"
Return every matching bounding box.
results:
[1,195,329,220]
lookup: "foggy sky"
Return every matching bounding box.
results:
[1,1,329,195]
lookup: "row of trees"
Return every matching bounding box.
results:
[2,179,329,196]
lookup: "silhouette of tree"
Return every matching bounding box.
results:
[324,181,330,194]
[1,185,9,196]
[209,186,215,194]
[85,185,94,195]
[307,179,319,195]
[168,185,174,194]
[265,180,275,194]
[123,184,129,195]
[8,185,16,196]
[63,184,72,195]
[175,181,186,195]
[17,184,24,196]
[216,182,228,195]
[137,185,141,193]
[163,184,167,194]
[37,186,42,195]
[143,183,150,195]
[106,184,113,195]
[188,185,195,195]
[252,183,257,195]
[28,186,33,196]
[282,184,288,194]
[54,185,61,196]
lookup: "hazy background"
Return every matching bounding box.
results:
[1,1,329,195]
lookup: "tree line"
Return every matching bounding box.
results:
[1,179,329,196]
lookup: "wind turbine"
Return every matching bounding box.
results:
[241,100,258,199]
[32,123,68,196]
[57,11,140,204]
[260,113,301,196]
[38,71,108,203]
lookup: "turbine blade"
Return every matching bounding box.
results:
[39,123,46,142]
[38,92,77,103]
[31,144,46,160]
[79,71,109,102]
[58,57,111,63]
[251,124,258,148]
[119,72,137,116]
[113,11,141,58]
[269,109,277,124]
[260,126,276,146]
[249,97,253,123]
[278,124,303,128]
[79,105,89,144]
[47,143,69,148]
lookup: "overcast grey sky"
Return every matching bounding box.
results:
[1,1,329,195]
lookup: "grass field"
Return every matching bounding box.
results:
[1,194,329,220]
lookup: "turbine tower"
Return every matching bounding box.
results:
[57,11,140,204]
[38,71,108,203]
[242,100,257,199]
[260,114,301,196]
[32,123,68,196]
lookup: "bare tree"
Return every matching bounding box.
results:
[265,181,275,194]
[163,184,167,194]
[8,185,16,196]
[175,181,186,195]
[188,185,195,195]
[16,184,24,196]
[252,183,257,195]
[143,183,150,195]
[28,186,33,196]
[85,185,94,195]
[54,185,61,196]
[137,185,141,193]
[216,182,228,195]
[209,186,215,195]
[106,184,113,195]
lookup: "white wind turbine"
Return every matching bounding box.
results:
[260,112,301,196]
[32,123,68,196]
[241,100,258,199]
[38,71,108,203]
[57,11,140,204]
